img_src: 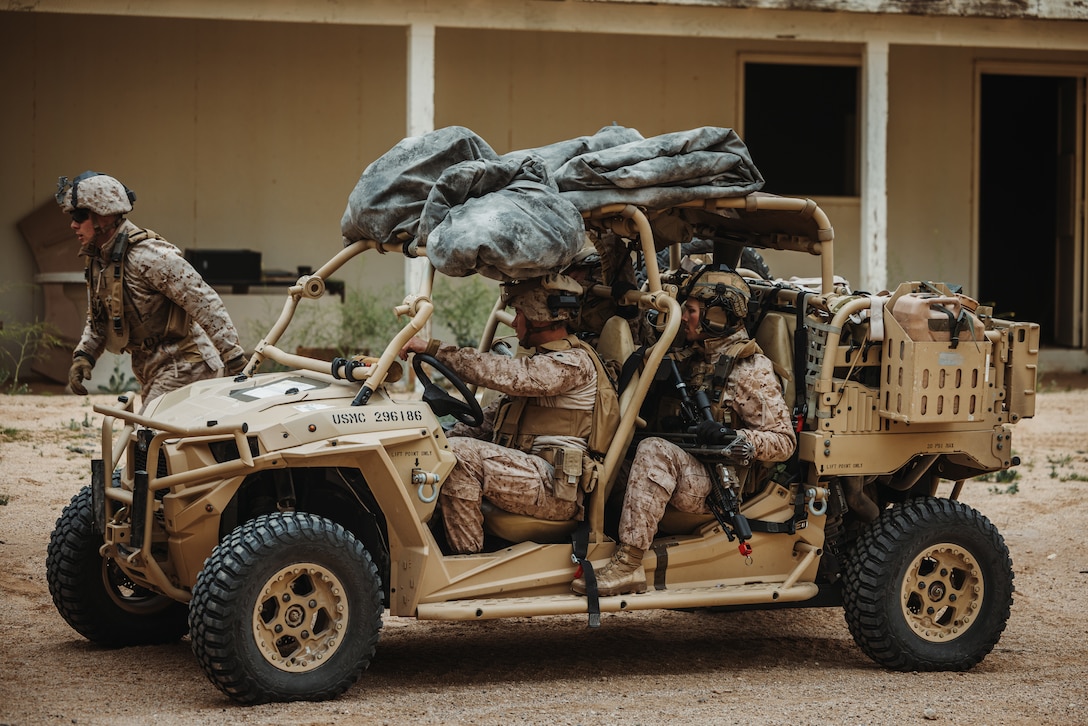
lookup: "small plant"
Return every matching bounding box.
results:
[338,286,405,356]
[983,466,1020,494]
[245,285,405,365]
[433,276,500,347]
[1,426,23,441]
[97,358,138,395]
[1046,453,1088,482]
[0,493,9,506]
[0,309,62,394]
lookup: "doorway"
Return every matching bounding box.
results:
[977,72,1084,347]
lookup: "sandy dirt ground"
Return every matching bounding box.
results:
[1,376,1086,726]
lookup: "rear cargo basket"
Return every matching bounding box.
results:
[879,310,992,424]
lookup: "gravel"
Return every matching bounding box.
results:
[1,379,1086,725]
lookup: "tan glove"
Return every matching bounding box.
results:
[68,354,94,395]
[224,354,248,377]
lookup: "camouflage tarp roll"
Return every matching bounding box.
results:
[501,124,645,177]
[552,126,764,211]
[339,125,763,280]
[340,126,584,280]
[422,154,586,280]
[340,126,499,247]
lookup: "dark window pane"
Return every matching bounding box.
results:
[744,63,859,196]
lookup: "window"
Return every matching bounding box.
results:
[743,60,859,197]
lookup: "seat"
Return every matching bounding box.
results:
[654,313,794,538]
[481,316,638,545]
[754,310,796,412]
[658,508,715,535]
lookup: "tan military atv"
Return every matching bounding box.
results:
[47,192,1037,705]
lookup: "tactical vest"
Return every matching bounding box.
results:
[657,338,763,429]
[704,338,763,426]
[85,227,192,354]
[492,335,621,458]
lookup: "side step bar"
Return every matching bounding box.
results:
[416,581,820,621]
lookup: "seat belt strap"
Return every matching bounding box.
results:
[571,520,601,628]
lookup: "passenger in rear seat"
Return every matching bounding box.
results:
[400,274,606,554]
[573,263,795,596]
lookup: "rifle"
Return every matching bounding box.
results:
[657,357,755,556]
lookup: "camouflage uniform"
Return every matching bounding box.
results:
[617,327,795,550]
[76,219,245,405]
[432,341,597,554]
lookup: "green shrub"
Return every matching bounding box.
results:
[0,312,62,394]
[433,276,500,347]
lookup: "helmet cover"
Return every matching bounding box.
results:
[681,264,750,333]
[503,273,583,322]
[56,171,135,216]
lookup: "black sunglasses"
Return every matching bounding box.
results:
[70,209,91,224]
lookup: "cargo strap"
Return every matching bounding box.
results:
[929,303,973,349]
[615,344,648,395]
[792,291,810,433]
[571,520,600,628]
[747,483,808,535]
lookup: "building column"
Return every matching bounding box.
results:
[405,23,436,300]
[860,38,889,293]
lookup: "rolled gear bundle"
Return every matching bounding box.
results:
[501,124,645,177]
[423,154,586,280]
[552,126,765,212]
[340,126,499,246]
[502,273,583,322]
[340,126,585,281]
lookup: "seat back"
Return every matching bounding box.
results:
[754,310,796,412]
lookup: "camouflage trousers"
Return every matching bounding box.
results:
[618,437,713,551]
[138,356,217,412]
[440,437,581,554]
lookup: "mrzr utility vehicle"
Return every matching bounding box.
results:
[47,143,1037,706]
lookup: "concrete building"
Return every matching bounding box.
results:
[2,0,1086,382]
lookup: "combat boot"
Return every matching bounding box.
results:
[572,543,647,596]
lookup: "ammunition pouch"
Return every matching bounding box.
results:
[536,446,600,502]
[163,302,191,341]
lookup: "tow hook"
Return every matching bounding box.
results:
[806,487,829,517]
[412,469,441,503]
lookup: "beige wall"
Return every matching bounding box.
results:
[435,29,862,283]
[886,45,978,293]
[3,10,1087,358]
[436,30,738,150]
[2,12,407,328]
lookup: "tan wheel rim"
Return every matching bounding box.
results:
[900,542,983,643]
[253,563,349,672]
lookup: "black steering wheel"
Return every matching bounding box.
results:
[412,353,484,427]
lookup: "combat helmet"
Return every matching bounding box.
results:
[55,171,136,216]
[680,263,751,334]
[502,273,583,323]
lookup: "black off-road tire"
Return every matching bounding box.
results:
[189,512,383,704]
[46,485,189,646]
[842,497,1013,671]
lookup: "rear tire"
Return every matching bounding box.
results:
[842,497,1013,671]
[189,512,383,704]
[46,485,189,646]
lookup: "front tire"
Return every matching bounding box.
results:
[842,497,1013,671]
[46,485,189,646]
[189,512,383,704]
